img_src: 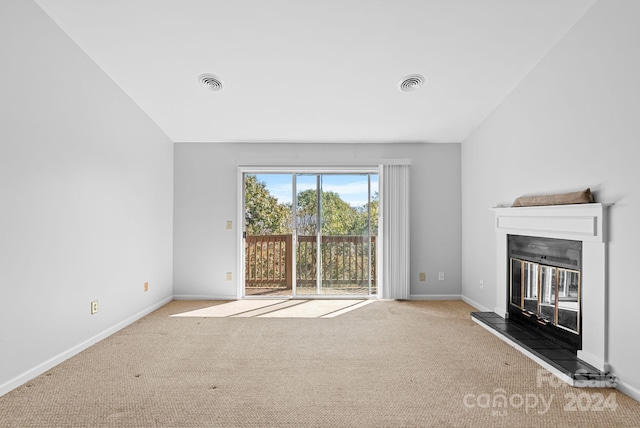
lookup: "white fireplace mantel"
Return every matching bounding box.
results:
[491,203,611,372]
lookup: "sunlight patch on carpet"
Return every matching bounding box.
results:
[170,299,375,318]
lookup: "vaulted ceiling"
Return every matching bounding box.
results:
[34,0,596,143]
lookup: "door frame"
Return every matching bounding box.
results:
[237,165,380,300]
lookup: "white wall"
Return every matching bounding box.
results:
[0,0,174,395]
[174,143,461,300]
[461,0,640,399]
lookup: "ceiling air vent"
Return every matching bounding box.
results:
[198,73,223,91]
[398,74,425,92]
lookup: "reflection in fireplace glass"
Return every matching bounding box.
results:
[509,257,580,335]
[523,262,538,313]
[557,269,580,332]
[539,266,556,322]
[510,258,522,308]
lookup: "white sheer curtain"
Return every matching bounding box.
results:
[380,164,410,299]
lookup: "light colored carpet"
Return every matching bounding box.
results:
[1,300,639,427]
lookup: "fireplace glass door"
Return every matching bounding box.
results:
[557,269,580,332]
[539,266,556,322]
[510,258,580,335]
[523,261,538,313]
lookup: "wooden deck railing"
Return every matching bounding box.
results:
[245,234,376,289]
[245,234,292,288]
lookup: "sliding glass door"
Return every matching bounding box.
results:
[243,171,378,298]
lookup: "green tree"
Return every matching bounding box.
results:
[354,192,378,235]
[244,175,290,235]
[244,175,378,237]
[296,189,362,235]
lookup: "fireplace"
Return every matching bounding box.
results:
[491,202,610,373]
[508,234,582,351]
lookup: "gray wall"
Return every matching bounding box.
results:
[174,143,461,300]
[461,0,640,399]
[0,0,174,394]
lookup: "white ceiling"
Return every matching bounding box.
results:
[34,0,596,143]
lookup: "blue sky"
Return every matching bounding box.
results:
[253,173,378,208]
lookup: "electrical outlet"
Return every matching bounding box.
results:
[226,221,233,230]
[438,272,445,281]
[479,280,484,290]
[226,272,233,281]
[419,272,426,281]
[91,300,98,314]
[144,282,149,292]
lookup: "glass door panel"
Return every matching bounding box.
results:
[510,258,523,308]
[319,174,377,296]
[557,269,580,333]
[539,266,556,321]
[295,174,319,296]
[243,174,293,297]
[294,173,378,296]
[523,262,538,312]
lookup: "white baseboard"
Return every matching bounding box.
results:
[615,377,640,403]
[173,294,236,300]
[409,294,461,300]
[0,296,173,398]
[461,295,492,312]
